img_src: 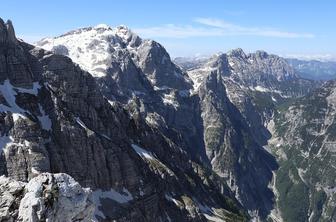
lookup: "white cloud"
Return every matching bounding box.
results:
[194,17,315,38]
[134,18,315,39]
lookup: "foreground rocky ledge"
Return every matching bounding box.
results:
[0,173,94,222]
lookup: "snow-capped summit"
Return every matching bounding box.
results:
[36,24,142,77]
[94,23,111,30]
[115,25,139,42]
[227,48,247,59]
[36,24,191,97]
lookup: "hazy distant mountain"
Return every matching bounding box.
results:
[286,58,336,80]
[175,55,336,81]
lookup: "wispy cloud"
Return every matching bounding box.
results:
[194,18,315,38]
[134,18,315,39]
[134,24,223,38]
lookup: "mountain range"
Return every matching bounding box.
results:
[0,19,335,222]
[286,58,336,80]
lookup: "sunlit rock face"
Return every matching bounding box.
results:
[36,22,322,221]
[0,173,94,222]
[0,18,248,221]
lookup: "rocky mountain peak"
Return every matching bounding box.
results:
[94,23,112,30]
[209,53,226,63]
[227,48,247,59]
[115,25,142,47]
[36,24,192,92]
[226,48,299,82]
[205,53,231,76]
[254,50,269,59]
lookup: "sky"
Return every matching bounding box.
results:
[1,0,336,59]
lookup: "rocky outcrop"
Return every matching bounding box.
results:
[0,175,25,221]
[0,19,17,45]
[0,173,94,222]
[286,58,336,80]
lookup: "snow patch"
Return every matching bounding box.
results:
[131,144,175,177]
[203,214,225,222]
[0,80,27,115]
[91,188,133,220]
[165,194,180,206]
[100,134,111,141]
[254,85,269,92]
[15,82,41,96]
[75,117,96,136]
[36,24,140,78]
[12,113,26,122]
[192,198,226,222]
[37,104,52,131]
[0,80,44,127]
[131,144,155,160]
[187,67,215,92]
[107,100,115,106]
[31,167,40,174]
[162,93,179,109]
[153,85,170,91]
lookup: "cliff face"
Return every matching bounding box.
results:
[197,71,278,219]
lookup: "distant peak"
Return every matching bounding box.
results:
[254,50,269,59]
[116,25,129,30]
[227,48,246,58]
[208,52,227,63]
[214,52,226,58]
[115,25,134,36]
[6,20,16,41]
[115,25,142,47]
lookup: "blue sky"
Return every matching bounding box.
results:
[1,0,335,58]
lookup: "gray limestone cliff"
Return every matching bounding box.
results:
[0,19,246,221]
